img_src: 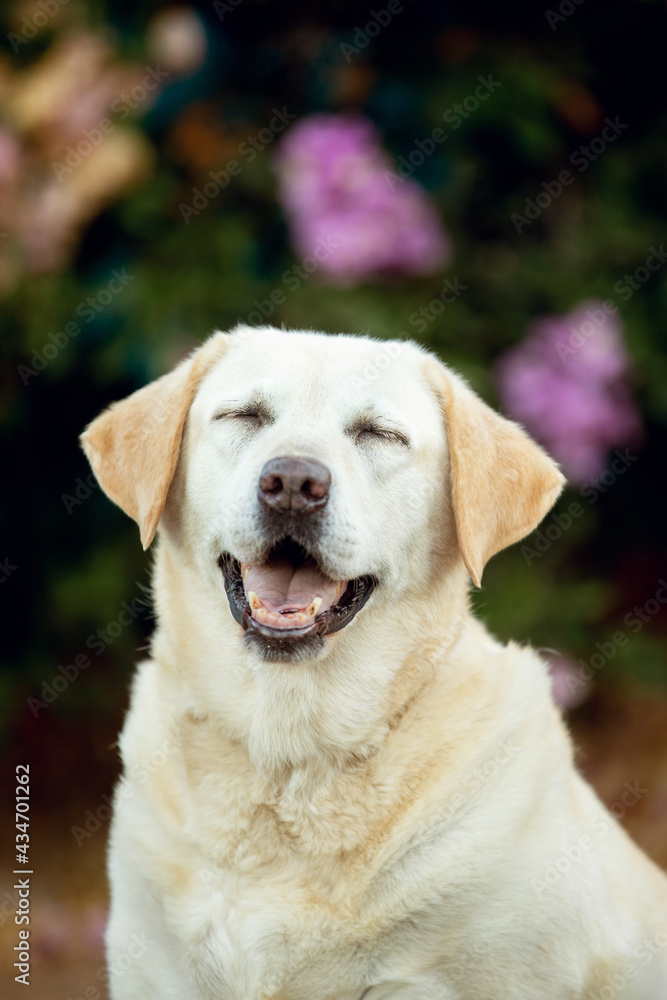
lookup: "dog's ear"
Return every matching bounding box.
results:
[80,333,230,549]
[425,357,565,587]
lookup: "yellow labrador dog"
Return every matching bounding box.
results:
[82,327,667,1000]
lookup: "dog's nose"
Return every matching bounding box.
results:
[258,457,331,515]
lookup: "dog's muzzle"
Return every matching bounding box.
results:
[219,457,375,660]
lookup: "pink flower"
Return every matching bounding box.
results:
[495,302,642,484]
[547,655,591,710]
[274,114,450,284]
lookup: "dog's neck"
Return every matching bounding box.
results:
[150,536,471,776]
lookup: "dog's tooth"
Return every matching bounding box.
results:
[306,597,323,617]
[248,591,262,610]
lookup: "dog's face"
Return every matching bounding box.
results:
[174,329,450,662]
[81,326,564,666]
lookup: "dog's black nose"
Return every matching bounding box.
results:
[258,457,331,515]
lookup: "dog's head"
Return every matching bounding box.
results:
[81,327,564,664]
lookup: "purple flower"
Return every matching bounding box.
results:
[495,302,642,484]
[547,655,591,710]
[274,114,450,284]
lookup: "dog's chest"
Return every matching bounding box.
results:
[176,754,400,999]
[184,867,371,1000]
[171,713,469,998]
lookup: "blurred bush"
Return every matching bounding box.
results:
[1,0,666,740]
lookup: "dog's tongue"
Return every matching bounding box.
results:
[242,559,345,630]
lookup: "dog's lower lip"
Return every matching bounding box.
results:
[247,619,319,639]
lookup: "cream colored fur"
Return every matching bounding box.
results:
[81,327,667,1000]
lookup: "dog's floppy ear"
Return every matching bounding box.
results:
[425,357,565,587]
[80,333,230,549]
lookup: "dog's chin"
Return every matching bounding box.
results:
[243,625,327,663]
[218,538,376,664]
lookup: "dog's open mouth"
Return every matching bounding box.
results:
[219,538,375,659]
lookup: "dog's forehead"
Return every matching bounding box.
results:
[195,327,437,423]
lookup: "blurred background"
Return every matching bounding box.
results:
[1,0,666,994]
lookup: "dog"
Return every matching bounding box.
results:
[81,326,667,1000]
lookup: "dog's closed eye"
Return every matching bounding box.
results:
[350,421,410,448]
[213,401,273,428]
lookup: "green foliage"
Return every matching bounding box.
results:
[2,0,666,736]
